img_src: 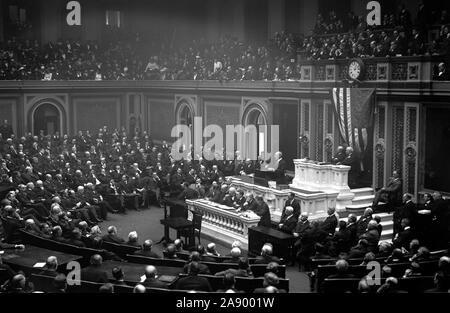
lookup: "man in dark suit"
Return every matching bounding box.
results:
[326,259,355,279]
[435,62,450,81]
[394,193,416,235]
[80,254,109,283]
[253,272,286,293]
[142,265,168,289]
[177,182,199,200]
[372,170,402,208]
[174,262,212,292]
[241,193,258,212]
[255,195,271,228]
[183,252,211,275]
[281,192,301,220]
[332,146,346,164]
[102,225,125,244]
[340,147,360,188]
[320,207,338,235]
[134,239,161,258]
[38,256,59,277]
[273,152,287,184]
[393,218,414,249]
[254,244,281,264]
[278,206,297,234]
[346,214,358,247]
[356,208,373,237]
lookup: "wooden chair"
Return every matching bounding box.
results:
[101,241,141,258]
[250,264,286,278]
[30,274,59,293]
[199,261,239,275]
[125,254,186,268]
[234,276,290,293]
[322,278,360,293]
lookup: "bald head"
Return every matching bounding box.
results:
[46,256,58,269]
[145,265,157,278]
[90,254,103,266]
[230,247,241,258]
[133,284,146,293]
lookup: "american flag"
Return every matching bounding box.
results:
[332,87,375,170]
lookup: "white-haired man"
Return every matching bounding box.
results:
[278,206,297,234]
[126,231,140,247]
[254,244,281,264]
[102,226,125,244]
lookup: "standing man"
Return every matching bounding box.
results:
[255,195,271,228]
[281,192,301,220]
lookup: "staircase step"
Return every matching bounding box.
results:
[351,187,374,198]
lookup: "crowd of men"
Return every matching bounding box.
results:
[2,3,450,82]
[0,32,300,82]
[0,122,287,245]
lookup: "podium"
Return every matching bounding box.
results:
[290,159,355,211]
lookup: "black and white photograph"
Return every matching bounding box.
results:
[0,0,449,304]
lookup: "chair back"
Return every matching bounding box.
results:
[250,264,286,278]
[199,261,239,275]
[125,254,186,268]
[30,274,59,292]
[234,276,290,293]
[192,212,202,232]
[163,250,190,261]
[322,278,360,293]
[101,241,141,258]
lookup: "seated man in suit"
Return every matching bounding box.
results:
[253,272,286,293]
[326,259,355,279]
[126,231,140,247]
[393,218,414,249]
[240,193,258,212]
[216,272,242,293]
[164,243,179,260]
[174,262,212,292]
[281,192,301,221]
[102,225,125,244]
[177,182,199,201]
[372,170,402,208]
[254,244,281,264]
[254,195,271,228]
[320,207,338,235]
[278,206,297,234]
[142,265,168,289]
[356,208,373,237]
[38,256,59,277]
[215,257,253,278]
[80,254,109,283]
[111,267,127,286]
[134,239,161,258]
[183,252,211,275]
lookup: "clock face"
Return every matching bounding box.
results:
[348,61,361,79]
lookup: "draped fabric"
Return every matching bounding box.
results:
[332,87,375,170]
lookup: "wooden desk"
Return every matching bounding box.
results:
[99,260,182,284]
[1,245,82,273]
[248,226,295,261]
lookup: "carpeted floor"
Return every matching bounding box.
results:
[99,206,311,292]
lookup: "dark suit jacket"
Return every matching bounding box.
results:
[346,223,358,246]
[174,275,212,292]
[321,214,338,235]
[102,233,125,244]
[134,249,161,258]
[279,215,297,234]
[254,255,281,265]
[143,277,168,289]
[80,265,109,283]
[393,227,414,249]
[255,202,271,227]
[282,198,301,220]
